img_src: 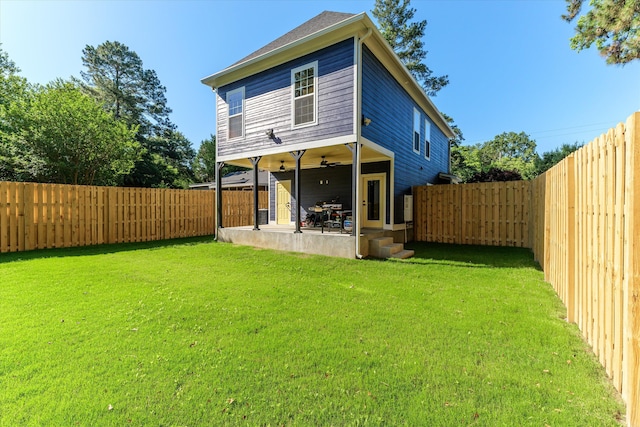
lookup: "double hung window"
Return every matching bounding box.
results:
[227,87,244,139]
[292,61,317,127]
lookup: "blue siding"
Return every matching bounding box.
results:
[361,46,450,223]
[217,39,355,158]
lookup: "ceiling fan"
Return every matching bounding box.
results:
[320,156,340,168]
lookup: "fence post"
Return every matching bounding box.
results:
[625,112,640,427]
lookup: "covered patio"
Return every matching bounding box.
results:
[214,140,397,259]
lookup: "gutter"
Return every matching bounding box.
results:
[354,27,372,259]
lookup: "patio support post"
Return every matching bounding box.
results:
[346,143,359,237]
[290,150,305,233]
[215,161,224,239]
[250,156,262,231]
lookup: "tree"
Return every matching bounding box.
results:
[191,134,247,183]
[372,0,449,96]
[193,135,217,182]
[77,41,194,187]
[467,167,523,183]
[563,0,640,64]
[16,81,140,185]
[451,143,483,182]
[535,141,583,175]
[479,132,539,180]
[0,46,32,181]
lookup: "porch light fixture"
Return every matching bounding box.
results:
[279,161,286,172]
[361,115,372,126]
[265,128,275,139]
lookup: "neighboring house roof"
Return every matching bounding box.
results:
[189,170,269,190]
[201,10,455,139]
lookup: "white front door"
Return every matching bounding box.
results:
[276,180,292,225]
[361,173,386,229]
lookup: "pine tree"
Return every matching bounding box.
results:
[371,0,449,96]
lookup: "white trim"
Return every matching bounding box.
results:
[291,61,318,129]
[226,86,245,140]
[424,118,431,161]
[217,134,357,163]
[360,136,395,159]
[412,108,421,155]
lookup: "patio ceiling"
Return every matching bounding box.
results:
[223,145,390,172]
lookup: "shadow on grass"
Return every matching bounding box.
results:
[401,241,543,270]
[0,236,216,264]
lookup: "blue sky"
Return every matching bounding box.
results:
[1,0,638,154]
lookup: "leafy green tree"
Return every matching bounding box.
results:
[0,46,32,181]
[193,135,217,182]
[452,132,539,182]
[467,167,523,183]
[191,134,247,183]
[77,41,194,187]
[563,0,640,64]
[17,81,140,185]
[372,0,449,96]
[535,141,583,175]
[479,132,539,180]
[451,143,482,182]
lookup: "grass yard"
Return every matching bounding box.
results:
[0,237,624,426]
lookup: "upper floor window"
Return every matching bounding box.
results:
[424,119,431,160]
[227,87,244,139]
[413,108,421,154]
[291,61,318,128]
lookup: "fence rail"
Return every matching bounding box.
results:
[414,112,640,427]
[0,183,267,253]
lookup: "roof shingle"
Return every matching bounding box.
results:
[230,11,356,67]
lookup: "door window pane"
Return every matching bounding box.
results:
[367,179,380,221]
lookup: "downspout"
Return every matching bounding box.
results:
[355,28,372,259]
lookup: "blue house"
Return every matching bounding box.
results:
[201,11,454,258]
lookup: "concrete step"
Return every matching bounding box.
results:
[390,249,415,259]
[369,236,394,251]
[379,243,404,258]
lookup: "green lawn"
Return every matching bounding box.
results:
[0,238,624,426]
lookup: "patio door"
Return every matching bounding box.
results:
[361,173,386,229]
[276,180,292,225]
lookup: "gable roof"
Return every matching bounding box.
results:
[231,11,356,67]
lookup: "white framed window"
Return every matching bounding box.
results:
[291,61,318,128]
[227,87,244,140]
[424,118,431,160]
[413,108,421,154]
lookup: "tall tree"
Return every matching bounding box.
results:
[0,46,32,181]
[77,41,194,187]
[563,0,640,64]
[16,81,140,185]
[372,0,449,96]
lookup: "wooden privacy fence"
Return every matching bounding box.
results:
[413,180,531,247]
[533,112,639,427]
[414,112,640,427]
[0,183,268,253]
